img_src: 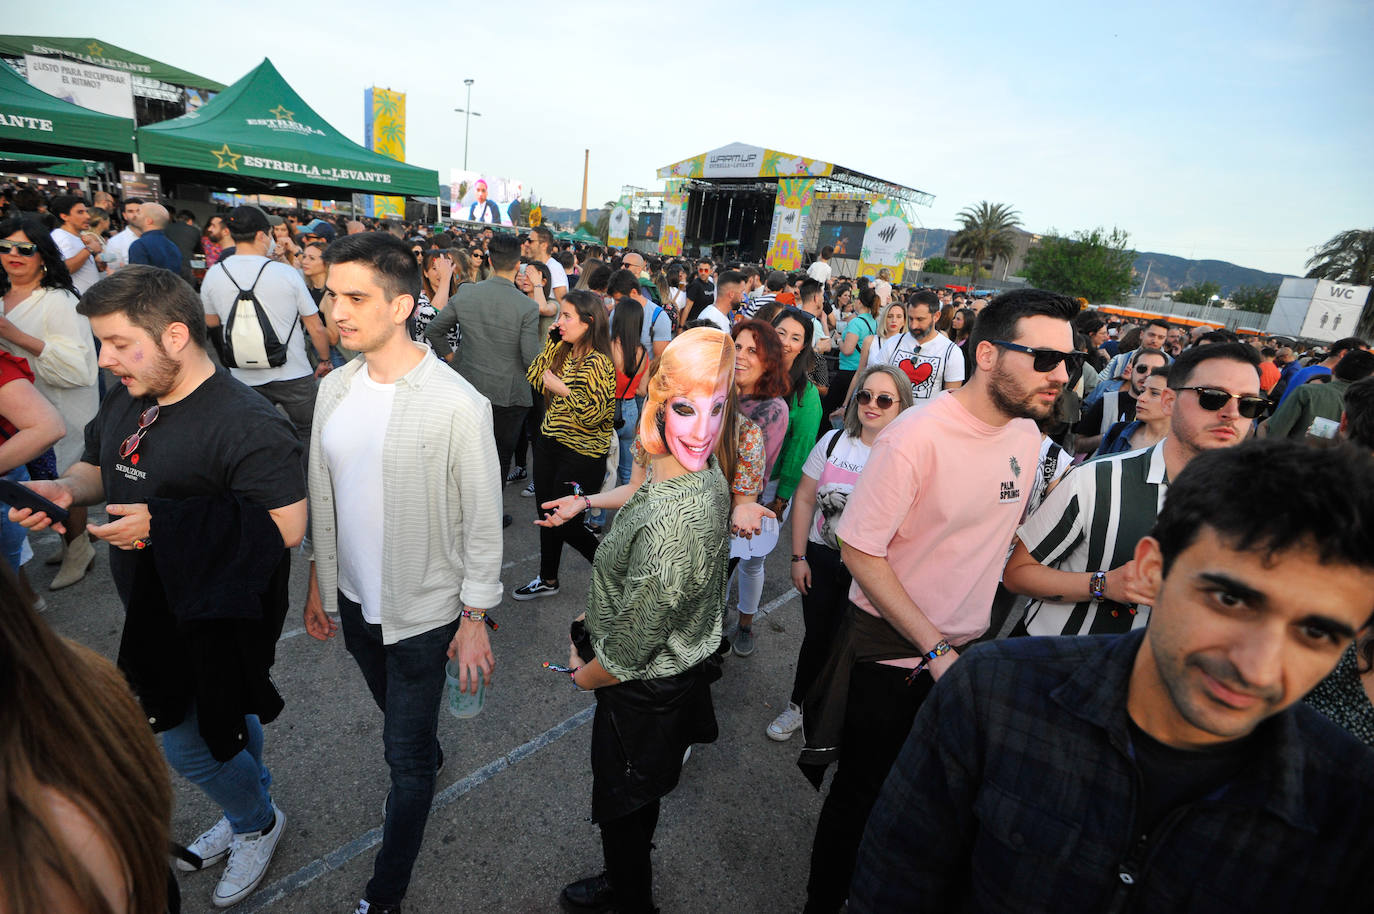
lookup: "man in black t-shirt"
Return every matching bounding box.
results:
[685,256,716,322]
[11,266,306,909]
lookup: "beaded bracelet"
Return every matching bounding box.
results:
[569,668,585,691]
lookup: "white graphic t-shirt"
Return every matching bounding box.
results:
[871,331,965,408]
[802,430,872,549]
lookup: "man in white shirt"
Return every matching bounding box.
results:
[901,289,965,408]
[466,179,501,224]
[48,194,103,294]
[200,206,333,470]
[807,246,834,284]
[521,225,569,302]
[799,278,834,356]
[302,231,500,914]
[104,196,143,272]
[697,269,743,333]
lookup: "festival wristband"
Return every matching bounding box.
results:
[791,554,808,563]
[1089,570,1107,601]
[460,609,499,631]
[906,640,955,683]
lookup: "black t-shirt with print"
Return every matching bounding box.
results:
[81,367,305,603]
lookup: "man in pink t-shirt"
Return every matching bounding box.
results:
[803,288,1082,913]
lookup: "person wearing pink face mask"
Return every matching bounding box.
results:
[559,327,734,914]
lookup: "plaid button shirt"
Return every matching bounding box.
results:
[851,630,1374,913]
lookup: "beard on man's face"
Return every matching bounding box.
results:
[987,358,1061,421]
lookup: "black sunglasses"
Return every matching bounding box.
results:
[855,390,896,409]
[0,240,38,256]
[1175,386,1267,419]
[990,340,1086,373]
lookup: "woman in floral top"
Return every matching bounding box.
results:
[559,328,734,914]
[513,290,615,602]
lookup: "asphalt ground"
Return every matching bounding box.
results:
[37,474,824,914]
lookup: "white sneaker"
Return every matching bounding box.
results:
[176,815,233,871]
[212,804,285,908]
[766,702,804,741]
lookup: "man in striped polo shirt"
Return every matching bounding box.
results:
[1003,342,1263,637]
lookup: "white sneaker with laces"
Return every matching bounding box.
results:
[176,815,233,871]
[212,804,285,908]
[767,702,804,741]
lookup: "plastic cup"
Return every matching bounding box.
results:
[445,658,486,720]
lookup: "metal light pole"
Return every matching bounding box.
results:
[454,79,481,170]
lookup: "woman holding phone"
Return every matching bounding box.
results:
[560,328,733,914]
[514,290,615,601]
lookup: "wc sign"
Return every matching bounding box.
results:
[1299,280,1371,343]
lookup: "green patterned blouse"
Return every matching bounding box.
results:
[585,459,730,682]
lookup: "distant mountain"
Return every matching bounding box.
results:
[910,227,1288,295]
[1128,252,1287,296]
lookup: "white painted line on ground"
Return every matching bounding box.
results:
[756,588,800,618]
[236,704,597,912]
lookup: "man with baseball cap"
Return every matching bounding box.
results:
[200,206,333,474]
[300,219,337,244]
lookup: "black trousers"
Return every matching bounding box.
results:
[533,433,605,583]
[821,368,854,431]
[790,542,852,707]
[490,404,529,483]
[600,798,661,914]
[804,661,936,913]
[513,398,545,471]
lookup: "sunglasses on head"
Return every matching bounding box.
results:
[855,390,896,409]
[990,340,1086,373]
[0,240,38,256]
[1175,386,1267,419]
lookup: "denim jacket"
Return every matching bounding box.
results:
[851,630,1374,913]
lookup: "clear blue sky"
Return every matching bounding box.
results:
[11,0,1372,276]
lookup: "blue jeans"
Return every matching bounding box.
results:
[161,704,273,834]
[615,397,640,489]
[0,466,31,572]
[338,593,458,906]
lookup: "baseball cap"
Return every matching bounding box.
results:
[300,218,336,242]
[224,204,278,236]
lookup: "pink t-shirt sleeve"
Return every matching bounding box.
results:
[834,429,920,558]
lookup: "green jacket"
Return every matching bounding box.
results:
[771,382,823,501]
[1267,377,1349,440]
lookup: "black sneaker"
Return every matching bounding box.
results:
[505,465,528,484]
[353,900,402,914]
[513,577,559,601]
[561,872,614,910]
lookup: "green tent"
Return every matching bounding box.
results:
[0,149,97,177]
[137,59,438,198]
[0,59,134,153]
[0,36,224,91]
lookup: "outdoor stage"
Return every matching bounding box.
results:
[630,142,934,279]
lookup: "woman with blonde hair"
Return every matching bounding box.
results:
[836,297,911,415]
[559,327,734,914]
[0,566,173,913]
[766,364,914,740]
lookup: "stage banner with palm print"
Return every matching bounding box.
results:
[364,87,406,219]
[659,180,688,256]
[765,177,816,271]
[857,198,911,282]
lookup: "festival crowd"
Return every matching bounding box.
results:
[2,187,1373,914]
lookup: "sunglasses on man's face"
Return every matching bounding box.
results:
[0,241,38,256]
[1174,386,1267,419]
[990,340,1086,373]
[855,390,896,409]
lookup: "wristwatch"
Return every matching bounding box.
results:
[1089,570,1107,601]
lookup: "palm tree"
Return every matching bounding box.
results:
[1306,228,1374,336]
[948,201,1022,280]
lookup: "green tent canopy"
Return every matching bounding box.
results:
[0,149,97,177]
[137,59,438,198]
[0,36,224,91]
[0,59,134,153]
